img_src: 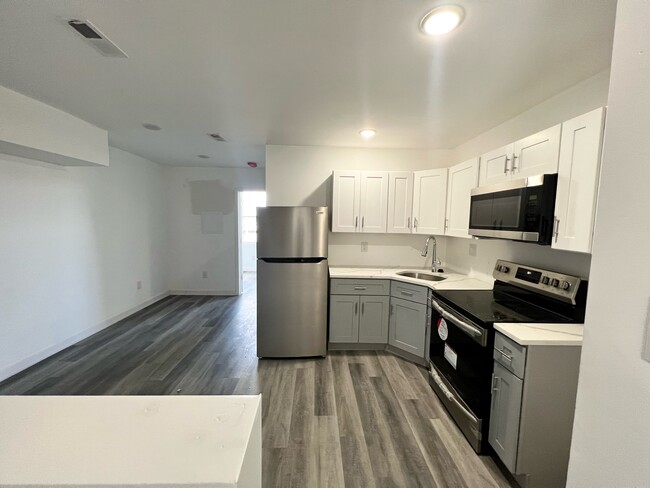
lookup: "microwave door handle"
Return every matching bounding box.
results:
[431,300,486,345]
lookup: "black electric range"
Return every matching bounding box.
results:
[428,260,587,453]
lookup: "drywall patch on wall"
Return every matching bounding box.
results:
[189,180,235,214]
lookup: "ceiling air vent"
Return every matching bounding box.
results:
[68,20,128,58]
[208,133,227,142]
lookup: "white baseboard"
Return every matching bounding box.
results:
[0,291,170,384]
[169,290,237,296]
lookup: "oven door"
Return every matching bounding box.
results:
[428,299,494,452]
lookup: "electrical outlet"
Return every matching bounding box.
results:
[361,241,368,252]
[202,271,208,279]
[136,281,142,290]
[469,243,477,257]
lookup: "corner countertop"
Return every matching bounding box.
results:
[329,266,493,291]
[494,323,584,346]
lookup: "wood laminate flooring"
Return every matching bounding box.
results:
[0,273,515,488]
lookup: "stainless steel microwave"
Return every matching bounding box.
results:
[469,174,558,244]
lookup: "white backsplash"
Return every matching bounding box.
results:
[328,233,448,270]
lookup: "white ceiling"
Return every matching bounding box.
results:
[0,0,616,167]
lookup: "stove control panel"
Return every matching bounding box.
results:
[493,259,583,305]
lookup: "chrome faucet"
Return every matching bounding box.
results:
[421,236,442,272]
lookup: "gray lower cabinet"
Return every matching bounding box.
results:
[329,294,389,344]
[388,296,428,358]
[489,361,523,471]
[489,331,582,488]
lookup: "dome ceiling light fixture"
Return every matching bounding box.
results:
[359,129,377,139]
[419,5,465,36]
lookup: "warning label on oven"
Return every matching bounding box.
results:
[437,318,449,341]
[444,343,458,369]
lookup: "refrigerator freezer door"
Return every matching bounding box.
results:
[257,259,328,357]
[257,207,328,258]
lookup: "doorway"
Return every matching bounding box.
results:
[237,191,266,295]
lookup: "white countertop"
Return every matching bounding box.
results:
[494,323,584,346]
[0,395,262,487]
[329,266,494,291]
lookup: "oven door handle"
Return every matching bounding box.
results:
[431,300,487,346]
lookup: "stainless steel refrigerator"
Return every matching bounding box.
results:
[257,206,328,358]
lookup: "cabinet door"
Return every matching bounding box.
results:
[329,295,359,343]
[412,169,448,235]
[388,297,428,358]
[553,107,605,253]
[358,296,390,343]
[332,171,361,233]
[479,144,514,186]
[489,362,524,472]
[445,158,479,238]
[512,124,561,178]
[359,171,388,233]
[387,172,414,234]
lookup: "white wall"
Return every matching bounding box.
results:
[0,147,168,381]
[567,3,650,486]
[443,69,610,279]
[265,145,453,267]
[165,167,265,294]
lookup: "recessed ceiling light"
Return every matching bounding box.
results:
[197,155,210,159]
[142,123,162,131]
[359,129,376,139]
[420,5,465,36]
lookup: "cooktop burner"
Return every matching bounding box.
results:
[433,289,574,325]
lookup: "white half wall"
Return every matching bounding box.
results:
[265,145,453,267]
[0,147,169,381]
[165,167,265,294]
[567,3,650,486]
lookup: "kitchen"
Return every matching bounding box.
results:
[1,1,649,487]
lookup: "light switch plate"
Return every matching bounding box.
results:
[361,241,368,252]
[469,243,477,257]
[642,297,650,363]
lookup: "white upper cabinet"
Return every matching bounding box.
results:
[359,171,389,233]
[445,158,479,238]
[552,107,606,253]
[479,125,561,187]
[512,124,561,178]
[332,170,388,233]
[387,171,414,234]
[479,144,514,187]
[412,169,448,235]
[332,170,361,232]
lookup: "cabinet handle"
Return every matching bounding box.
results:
[401,290,414,297]
[496,348,513,363]
[503,156,510,174]
[390,305,394,315]
[553,216,560,242]
[492,375,500,393]
[361,302,365,315]
[353,286,367,290]
[407,217,411,229]
[355,216,358,229]
[511,153,518,172]
[444,218,449,231]
[355,302,358,315]
[414,217,418,230]
[362,216,365,229]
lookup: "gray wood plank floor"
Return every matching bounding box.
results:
[0,273,515,488]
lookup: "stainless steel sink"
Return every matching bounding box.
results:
[396,271,447,282]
